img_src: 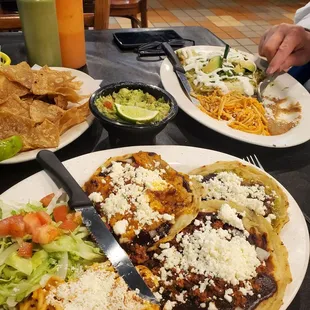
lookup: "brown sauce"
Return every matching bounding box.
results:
[264,96,301,135]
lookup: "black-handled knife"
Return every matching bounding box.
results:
[162,42,199,105]
[36,150,158,305]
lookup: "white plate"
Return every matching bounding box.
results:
[1,145,308,309]
[1,67,101,164]
[160,46,310,148]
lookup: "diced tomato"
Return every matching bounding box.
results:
[0,215,26,238]
[40,193,55,207]
[104,101,113,110]
[53,205,69,222]
[23,213,42,235]
[33,225,60,244]
[60,219,79,232]
[18,242,33,258]
[36,211,52,225]
[0,218,11,236]
[9,215,26,238]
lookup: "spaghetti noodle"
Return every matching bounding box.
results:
[196,90,270,135]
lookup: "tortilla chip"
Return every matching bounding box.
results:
[29,100,65,123]
[59,101,90,135]
[32,66,82,95]
[0,61,33,89]
[25,119,60,149]
[0,95,30,118]
[54,87,83,103]
[0,111,35,140]
[0,75,29,103]
[54,95,69,110]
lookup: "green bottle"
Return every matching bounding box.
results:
[17,0,62,67]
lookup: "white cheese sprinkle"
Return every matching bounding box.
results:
[46,264,150,310]
[266,213,277,223]
[99,162,174,235]
[218,203,245,231]
[164,300,177,310]
[154,216,261,287]
[202,172,274,216]
[208,302,218,310]
[113,219,129,235]
[88,192,103,203]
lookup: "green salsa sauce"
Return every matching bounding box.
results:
[95,88,171,124]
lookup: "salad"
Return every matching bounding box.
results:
[177,48,265,96]
[0,190,103,309]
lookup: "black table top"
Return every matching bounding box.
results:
[0,27,309,309]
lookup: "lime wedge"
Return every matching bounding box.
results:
[115,104,159,123]
[0,135,23,162]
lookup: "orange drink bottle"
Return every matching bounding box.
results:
[55,0,86,69]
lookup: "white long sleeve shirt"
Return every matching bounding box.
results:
[295,2,310,28]
[294,2,310,90]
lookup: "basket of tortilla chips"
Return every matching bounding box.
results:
[0,62,90,161]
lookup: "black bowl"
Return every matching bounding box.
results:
[89,82,178,146]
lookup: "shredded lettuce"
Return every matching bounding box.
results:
[5,252,33,276]
[46,189,68,215]
[42,233,103,261]
[0,200,44,219]
[0,198,104,309]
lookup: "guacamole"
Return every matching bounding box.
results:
[95,88,171,124]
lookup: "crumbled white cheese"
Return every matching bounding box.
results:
[99,161,174,235]
[88,192,103,203]
[190,174,204,182]
[46,263,150,310]
[208,302,218,310]
[154,217,261,287]
[266,213,276,223]
[224,288,233,303]
[164,300,177,310]
[175,291,186,303]
[154,161,161,168]
[202,172,274,216]
[113,220,129,235]
[154,292,163,301]
[218,203,245,231]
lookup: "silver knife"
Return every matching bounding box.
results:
[162,42,200,105]
[36,150,158,305]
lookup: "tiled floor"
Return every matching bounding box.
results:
[109,0,308,54]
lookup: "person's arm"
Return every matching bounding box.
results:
[259,24,310,74]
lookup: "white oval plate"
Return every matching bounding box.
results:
[1,145,308,309]
[1,67,101,164]
[160,46,310,148]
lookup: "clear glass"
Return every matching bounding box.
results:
[17,0,62,67]
[55,0,86,69]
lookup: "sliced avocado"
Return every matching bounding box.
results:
[233,64,245,74]
[202,56,222,74]
[240,60,256,72]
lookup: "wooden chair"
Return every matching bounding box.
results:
[0,0,111,31]
[84,0,148,28]
[110,0,148,28]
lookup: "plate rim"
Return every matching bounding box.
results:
[160,45,310,148]
[1,145,309,310]
[0,67,99,165]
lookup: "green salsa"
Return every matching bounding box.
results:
[95,88,171,124]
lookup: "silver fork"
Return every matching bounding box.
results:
[257,71,282,103]
[244,154,310,225]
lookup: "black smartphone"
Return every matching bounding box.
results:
[113,30,183,50]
